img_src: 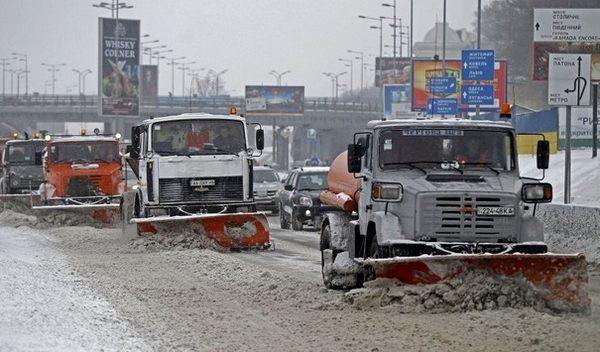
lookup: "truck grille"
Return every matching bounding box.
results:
[159,176,243,203]
[418,193,518,241]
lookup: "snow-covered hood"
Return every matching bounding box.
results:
[253,181,281,192]
[156,154,244,179]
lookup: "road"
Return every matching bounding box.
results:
[0,215,599,351]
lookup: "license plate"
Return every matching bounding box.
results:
[190,179,215,187]
[477,207,515,216]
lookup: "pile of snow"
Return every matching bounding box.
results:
[519,149,600,207]
[341,270,584,314]
[0,208,104,229]
[129,231,225,252]
[0,209,40,228]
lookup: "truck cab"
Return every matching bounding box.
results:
[40,133,124,205]
[1,139,46,194]
[127,113,265,217]
[324,118,552,263]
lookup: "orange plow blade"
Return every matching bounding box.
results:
[132,212,271,250]
[31,203,122,225]
[365,253,590,313]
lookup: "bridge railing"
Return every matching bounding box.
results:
[0,95,381,113]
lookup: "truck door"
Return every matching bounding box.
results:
[358,134,373,237]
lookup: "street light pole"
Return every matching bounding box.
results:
[269,70,291,85]
[11,53,28,97]
[166,56,186,96]
[42,63,66,96]
[0,57,13,99]
[348,50,364,90]
[381,1,397,58]
[211,69,228,96]
[358,15,384,59]
[337,59,353,94]
[178,61,196,96]
[73,69,92,95]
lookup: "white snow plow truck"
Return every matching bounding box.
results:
[126,110,270,250]
[319,118,589,312]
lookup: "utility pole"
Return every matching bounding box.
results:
[442,0,447,75]
[409,0,413,57]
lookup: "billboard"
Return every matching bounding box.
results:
[559,106,598,140]
[383,84,411,118]
[245,86,304,114]
[98,17,140,116]
[375,57,412,87]
[411,59,508,112]
[532,42,600,82]
[140,65,158,105]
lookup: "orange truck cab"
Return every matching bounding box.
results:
[40,134,125,206]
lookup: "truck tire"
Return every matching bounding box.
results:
[364,235,382,282]
[320,222,338,289]
[291,210,303,231]
[279,203,290,229]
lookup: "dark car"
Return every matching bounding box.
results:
[278,166,335,231]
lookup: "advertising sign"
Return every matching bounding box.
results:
[548,54,591,106]
[428,77,457,95]
[140,65,158,105]
[534,8,600,42]
[558,106,598,139]
[461,50,495,81]
[427,98,458,115]
[245,86,304,114]
[411,59,507,112]
[98,17,140,116]
[375,57,412,87]
[383,84,411,118]
[532,42,600,82]
[461,85,494,105]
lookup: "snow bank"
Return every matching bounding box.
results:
[342,270,566,314]
[0,208,102,229]
[129,230,225,252]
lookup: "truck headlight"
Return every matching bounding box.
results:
[522,183,552,203]
[298,196,313,207]
[372,183,403,202]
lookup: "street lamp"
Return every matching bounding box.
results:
[11,52,28,96]
[358,15,384,59]
[72,69,92,95]
[41,62,66,96]
[322,72,346,100]
[7,69,19,96]
[268,70,291,85]
[16,70,29,99]
[209,69,228,96]
[165,56,186,96]
[348,50,365,90]
[381,1,398,58]
[144,45,167,64]
[337,59,353,94]
[0,57,14,98]
[92,1,133,18]
[178,61,197,95]
[141,39,159,64]
[151,49,172,66]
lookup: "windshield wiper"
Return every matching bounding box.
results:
[382,162,427,174]
[460,162,501,175]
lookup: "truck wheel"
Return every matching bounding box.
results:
[364,236,382,282]
[320,222,337,289]
[291,210,303,231]
[279,203,290,229]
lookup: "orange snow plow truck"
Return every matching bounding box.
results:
[318,118,589,313]
[35,131,125,224]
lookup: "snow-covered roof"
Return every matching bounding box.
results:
[366,118,513,130]
[142,113,245,125]
[295,166,330,173]
[48,136,119,143]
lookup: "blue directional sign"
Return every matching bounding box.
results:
[461,85,494,105]
[428,77,457,95]
[427,98,458,115]
[461,50,495,81]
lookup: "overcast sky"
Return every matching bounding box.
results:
[0,0,485,97]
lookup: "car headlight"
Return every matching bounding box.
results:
[522,183,552,203]
[298,196,313,207]
[372,183,403,202]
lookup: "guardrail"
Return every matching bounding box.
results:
[0,95,381,113]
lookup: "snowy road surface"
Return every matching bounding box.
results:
[0,216,599,351]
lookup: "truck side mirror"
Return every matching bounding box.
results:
[347,144,363,173]
[256,129,265,150]
[126,144,139,159]
[34,151,43,165]
[536,140,549,170]
[284,184,293,191]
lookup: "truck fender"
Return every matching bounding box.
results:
[520,215,543,242]
[369,211,404,245]
[322,212,355,251]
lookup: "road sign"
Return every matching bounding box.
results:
[461,50,495,81]
[548,54,591,106]
[534,8,600,43]
[427,98,458,115]
[306,128,317,141]
[428,77,457,95]
[461,85,494,105]
[383,84,411,118]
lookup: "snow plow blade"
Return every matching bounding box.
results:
[132,212,271,250]
[365,253,590,313]
[30,203,121,225]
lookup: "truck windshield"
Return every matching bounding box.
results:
[6,142,45,164]
[297,173,328,191]
[379,129,515,171]
[254,170,278,183]
[50,141,119,163]
[151,119,246,156]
